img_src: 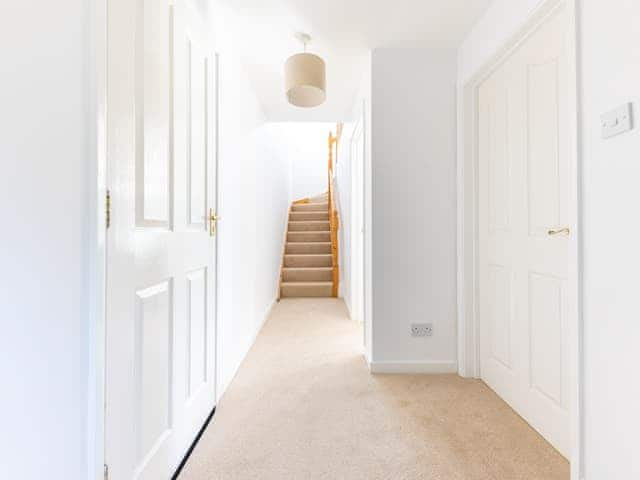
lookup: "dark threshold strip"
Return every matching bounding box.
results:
[172,406,217,479]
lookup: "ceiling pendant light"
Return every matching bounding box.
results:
[284,33,326,108]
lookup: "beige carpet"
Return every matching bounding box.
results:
[180,299,569,480]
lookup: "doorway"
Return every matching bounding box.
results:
[459,0,580,475]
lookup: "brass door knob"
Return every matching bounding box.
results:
[547,227,570,237]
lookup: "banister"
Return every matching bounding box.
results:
[328,125,342,298]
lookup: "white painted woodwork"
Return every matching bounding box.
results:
[478,6,570,457]
[350,113,365,330]
[105,0,217,477]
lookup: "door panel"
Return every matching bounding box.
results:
[186,268,207,397]
[479,6,570,457]
[488,265,512,369]
[106,0,217,477]
[136,0,172,228]
[136,281,173,470]
[187,39,208,229]
[527,60,561,236]
[528,272,563,405]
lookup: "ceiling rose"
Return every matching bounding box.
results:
[284,33,326,108]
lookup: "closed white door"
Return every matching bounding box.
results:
[478,6,570,457]
[105,0,217,478]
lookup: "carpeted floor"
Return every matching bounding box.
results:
[179,298,569,480]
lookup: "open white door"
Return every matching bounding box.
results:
[105,0,218,478]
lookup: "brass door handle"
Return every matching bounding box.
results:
[209,209,221,237]
[547,227,570,237]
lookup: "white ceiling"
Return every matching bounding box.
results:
[219,0,492,121]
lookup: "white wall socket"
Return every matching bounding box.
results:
[411,323,433,337]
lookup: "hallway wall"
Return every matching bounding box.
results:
[370,49,458,372]
[0,1,92,478]
[268,122,335,201]
[458,0,640,478]
[577,1,640,478]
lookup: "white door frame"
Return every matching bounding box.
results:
[87,0,107,477]
[457,0,582,478]
[350,106,365,326]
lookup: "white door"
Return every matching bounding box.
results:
[478,6,570,457]
[105,0,218,478]
[350,116,365,326]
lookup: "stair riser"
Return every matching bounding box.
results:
[284,255,332,268]
[288,221,330,232]
[283,269,332,282]
[292,203,328,212]
[290,212,329,221]
[286,243,331,254]
[287,232,331,242]
[281,284,333,298]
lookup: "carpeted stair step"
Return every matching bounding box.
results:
[288,221,330,232]
[287,231,331,242]
[285,242,332,254]
[281,281,333,298]
[290,211,329,221]
[282,267,332,282]
[284,254,332,268]
[292,203,328,212]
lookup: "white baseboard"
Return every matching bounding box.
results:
[369,360,458,374]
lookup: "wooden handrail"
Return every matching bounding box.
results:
[328,125,342,298]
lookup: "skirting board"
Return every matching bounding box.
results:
[369,360,458,374]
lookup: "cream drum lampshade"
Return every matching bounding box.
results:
[284,35,326,108]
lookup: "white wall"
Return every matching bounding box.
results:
[370,49,458,371]
[578,1,640,478]
[458,0,640,478]
[0,1,91,478]
[268,123,334,201]
[212,2,292,397]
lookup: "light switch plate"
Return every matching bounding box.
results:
[601,103,633,139]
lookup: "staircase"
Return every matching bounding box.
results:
[280,195,334,298]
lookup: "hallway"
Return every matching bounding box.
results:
[180,299,568,480]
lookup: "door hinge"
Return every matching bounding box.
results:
[103,464,109,480]
[106,190,111,229]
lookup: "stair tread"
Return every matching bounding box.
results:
[281,281,332,286]
[286,242,331,245]
[283,267,332,270]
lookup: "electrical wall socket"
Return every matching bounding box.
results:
[411,323,433,337]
